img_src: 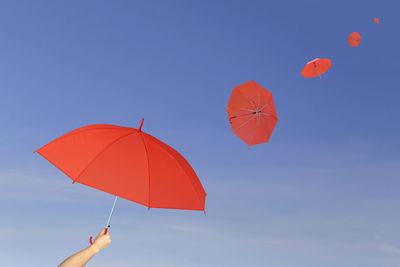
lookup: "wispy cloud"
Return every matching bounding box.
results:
[0,171,104,204]
[168,224,201,232]
[94,261,179,267]
[377,242,400,255]
[374,236,400,256]
[235,236,327,250]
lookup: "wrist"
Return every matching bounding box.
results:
[89,244,100,254]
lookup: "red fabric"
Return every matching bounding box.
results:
[226,80,278,146]
[348,32,361,47]
[301,58,332,78]
[36,122,206,211]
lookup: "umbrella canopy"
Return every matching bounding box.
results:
[35,120,206,211]
[301,58,332,80]
[227,80,278,146]
[348,32,361,47]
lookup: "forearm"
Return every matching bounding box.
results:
[58,245,99,267]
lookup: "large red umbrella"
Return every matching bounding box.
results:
[227,80,278,146]
[35,119,206,243]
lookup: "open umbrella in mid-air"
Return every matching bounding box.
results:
[227,80,278,146]
[35,119,206,244]
[301,58,332,81]
[348,32,361,47]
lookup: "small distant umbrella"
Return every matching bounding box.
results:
[301,58,332,82]
[227,80,278,146]
[348,32,361,47]
[374,17,379,24]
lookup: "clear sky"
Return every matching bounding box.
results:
[1,0,399,266]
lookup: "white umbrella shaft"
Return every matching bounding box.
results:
[106,196,118,228]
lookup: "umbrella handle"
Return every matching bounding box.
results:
[89,228,108,245]
[89,196,117,244]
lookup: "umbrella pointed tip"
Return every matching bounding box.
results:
[138,118,144,132]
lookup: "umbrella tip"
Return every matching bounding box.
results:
[138,118,144,132]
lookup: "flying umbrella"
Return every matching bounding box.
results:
[374,17,379,24]
[301,58,332,81]
[35,119,206,244]
[348,32,361,47]
[227,80,278,146]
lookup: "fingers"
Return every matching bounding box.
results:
[92,229,111,248]
[98,228,111,237]
[95,229,109,241]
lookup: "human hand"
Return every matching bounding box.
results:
[91,229,111,253]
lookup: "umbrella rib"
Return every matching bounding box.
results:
[240,108,257,112]
[259,103,269,111]
[248,98,257,109]
[36,127,133,153]
[143,135,206,209]
[243,95,257,110]
[249,114,261,145]
[232,86,257,110]
[73,131,137,184]
[139,132,151,209]
[315,64,322,78]
[233,114,257,131]
[229,112,254,122]
[260,116,272,138]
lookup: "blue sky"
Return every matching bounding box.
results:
[0,0,399,266]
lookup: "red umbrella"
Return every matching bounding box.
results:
[301,58,332,81]
[227,80,278,146]
[348,32,361,47]
[35,119,206,243]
